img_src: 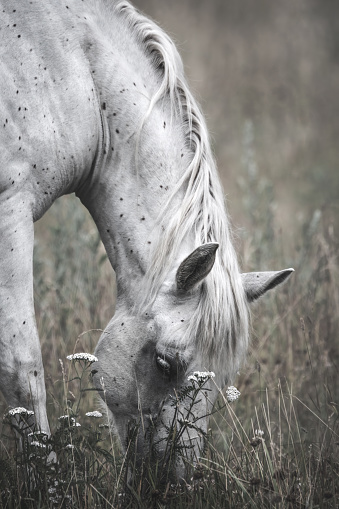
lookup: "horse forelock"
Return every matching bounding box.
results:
[112,1,250,381]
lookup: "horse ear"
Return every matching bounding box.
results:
[176,243,219,292]
[241,268,294,303]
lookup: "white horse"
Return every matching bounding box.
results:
[0,0,293,479]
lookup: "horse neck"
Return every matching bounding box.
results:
[81,20,191,304]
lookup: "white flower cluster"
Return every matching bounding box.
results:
[66,353,98,364]
[7,407,34,417]
[85,411,103,418]
[65,444,74,450]
[30,441,47,449]
[187,371,215,384]
[225,386,241,402]
[255,429,264,437]
[28,431,48,441]
[58,415,81,427]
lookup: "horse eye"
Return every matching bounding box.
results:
[156,356,171,374]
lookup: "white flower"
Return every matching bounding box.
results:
[85,411,103,418]
[255,429,264,437]
[30,441,46,449]
[225,386,241,402]
[188,371,215,384]
[28,431,48,442]
[99,424,109,428]
[58,415,81,427]
[7,407,34,417]
[66,353,98,364]
[65,444,74,450]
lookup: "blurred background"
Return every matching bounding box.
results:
[2,0,338,453]
[133,0,339,232]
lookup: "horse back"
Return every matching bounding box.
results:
[0,0,100,220]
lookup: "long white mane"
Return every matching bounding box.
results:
[113,1,250,381]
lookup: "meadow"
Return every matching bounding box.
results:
[0,0,338,507]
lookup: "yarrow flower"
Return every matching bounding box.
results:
[58,415,81,427]
[6,407,34,417]
[187,371,215,384]
[66,353,98,364]
[28,431,48,441]
[255,429,264,437]
[225,386,241,402]
[85,411,103,418]
[30,441,47,449]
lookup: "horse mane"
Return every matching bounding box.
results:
[113,1,250,381]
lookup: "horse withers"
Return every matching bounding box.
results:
[0,0,293,480]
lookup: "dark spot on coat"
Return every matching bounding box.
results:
[116,129,119,134]
[34,370,37,377]
[102,102,106,110]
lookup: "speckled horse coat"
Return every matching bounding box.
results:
[0,0,293,479]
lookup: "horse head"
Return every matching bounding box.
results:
[92,243,293,481]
